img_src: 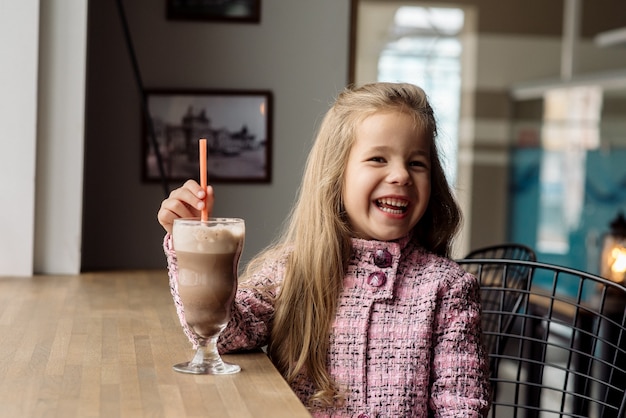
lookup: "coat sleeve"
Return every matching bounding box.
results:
[163,234,281,352]
[429,269,492,417]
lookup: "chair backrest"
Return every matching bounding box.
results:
[456,259,626,418]
[461,244,537,368]
[464,243,537,263]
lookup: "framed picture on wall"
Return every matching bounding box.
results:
[166,0,261,23]
[143,89,273,184]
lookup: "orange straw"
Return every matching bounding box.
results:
[199,138,209,222]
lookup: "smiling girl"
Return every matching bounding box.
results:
[158,82,491,417]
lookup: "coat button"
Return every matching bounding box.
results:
[373,249,392,268]
[367,272,387,287]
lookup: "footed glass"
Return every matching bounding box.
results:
[171,217,245,374]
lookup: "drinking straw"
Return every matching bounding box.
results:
[199,138,209,222]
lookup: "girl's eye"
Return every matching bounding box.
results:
[409,160,427,168]
[369,157,385,163]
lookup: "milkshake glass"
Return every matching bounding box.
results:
[172,217,245,374]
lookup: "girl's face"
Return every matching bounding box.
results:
[342,111,431,241]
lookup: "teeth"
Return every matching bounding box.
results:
[377,198,408,208]
[379,206,403,214]
[376,198,409,214]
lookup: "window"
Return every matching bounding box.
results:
[536,86,602,254]
[377,6,464,185]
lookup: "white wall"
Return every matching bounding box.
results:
[0,1,39,276]
[0,0,87,276]
[34,0,87,274]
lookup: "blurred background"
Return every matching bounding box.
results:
[2,0,626,276]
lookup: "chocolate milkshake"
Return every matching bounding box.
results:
[173,218,245,339]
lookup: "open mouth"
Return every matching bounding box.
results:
[376,197,409,215]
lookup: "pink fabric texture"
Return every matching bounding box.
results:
[164,234,491,417]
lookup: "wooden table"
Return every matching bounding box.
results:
[0,270,311,418]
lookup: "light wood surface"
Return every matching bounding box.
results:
[0,270,311,418]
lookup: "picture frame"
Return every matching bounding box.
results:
[166,0,261,23]
[143,89,273,184]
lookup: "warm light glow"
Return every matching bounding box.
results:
[610,247,626,274]
[601,236,626,283]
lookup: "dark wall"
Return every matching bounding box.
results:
[82,0,351,270]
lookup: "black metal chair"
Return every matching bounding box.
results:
[464,243,537,263]
[461,244,537,370]
[456,258,626,418]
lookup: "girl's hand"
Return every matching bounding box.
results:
[157,180,215,234]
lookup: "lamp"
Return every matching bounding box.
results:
[600,212,626,284]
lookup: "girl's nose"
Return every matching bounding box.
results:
[387,163,412,185]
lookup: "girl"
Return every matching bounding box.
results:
[158,82,491,417]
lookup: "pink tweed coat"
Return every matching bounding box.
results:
[164,234,491,417]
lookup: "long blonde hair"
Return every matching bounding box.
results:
[242,82,461,407]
